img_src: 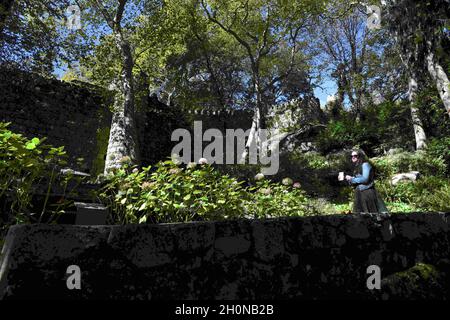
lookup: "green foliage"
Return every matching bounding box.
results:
[98,159,313,224]
[306,198,352,215]
[216,164,261,185]
[377,176,450,212]
[98,160,248,223]
[317,99,418,154]
[282,150,349,199]
[245,180,310,218]
[366,150,450,212]
[415,86,450,138]
[0,0,91,75]
[426,137,450,176]
[316,117,377,153]
[384,201,417,213]
[301,152,330,169]
[372,151,447,179]
[0,122,71,227]
[286,150,332,172]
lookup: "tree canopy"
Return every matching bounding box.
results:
[0,0,449,166]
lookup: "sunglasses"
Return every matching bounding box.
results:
[351,155,358,158]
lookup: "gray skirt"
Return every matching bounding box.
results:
[352,187,389,214]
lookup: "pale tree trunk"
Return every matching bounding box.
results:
[104,35,139,174]
[395,42,428,150]
[408,75,427,150]
[426,50,450,119]
[240,75,264,163]
[240,106,260,163]
[254,77,266,146]
[91,0,139,174]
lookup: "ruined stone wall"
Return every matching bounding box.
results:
[0,212,448,299]
[0,67,112,175]
[0,68,254,172]
[137,96,253,167]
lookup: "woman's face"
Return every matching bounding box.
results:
[351,152,359,163]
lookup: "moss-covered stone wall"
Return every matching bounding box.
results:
[0,212,448,299]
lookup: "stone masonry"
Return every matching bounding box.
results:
[0,212,448,299]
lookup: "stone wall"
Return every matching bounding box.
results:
[0,212,448,299]
[137,95,253,166]
[0,68,254,172]
[0,66,112,175]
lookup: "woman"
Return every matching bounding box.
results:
[345,149,388,214]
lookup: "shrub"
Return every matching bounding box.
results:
[245,179,310,218]
[98,160,249,224]
[98,160,313,224]
[413,177,450,212]
[376,177,450,212]
[317,101,415,154]
[301,152,330,169]
[372,151,447,179]
[316,116,381,153]
[0,122,71,228]
[426,137,450,176]
[384,202,417,213]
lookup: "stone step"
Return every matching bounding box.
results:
[73,202,108,225]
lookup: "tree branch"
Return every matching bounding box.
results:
[114,0,127,32]
[200,0,256,68]
[92,0,115,30]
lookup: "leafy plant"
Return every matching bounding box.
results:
[426,137,450,176]
[377,177,450,212]
[0,122,75,231]
[98,160,248,224]
[245,179,310,218]
[98,159,314,224]
[372,151,447,179]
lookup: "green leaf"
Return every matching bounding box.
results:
[139,215,147,224]
[25,142,36,150]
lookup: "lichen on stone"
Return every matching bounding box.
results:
[380,263,448,300]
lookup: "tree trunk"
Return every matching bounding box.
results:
[104,35,139,174]
[408,75,427,150]
[426,50,450,119]
[240,75,265,163]
[394,36,427,150]
[254,76,266,141]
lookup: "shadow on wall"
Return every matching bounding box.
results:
[0,66,112,175]
[0,212,449,299]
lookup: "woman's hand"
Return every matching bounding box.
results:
[345,175,353,182]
